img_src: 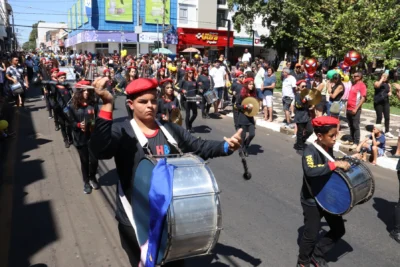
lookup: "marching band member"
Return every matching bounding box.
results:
[68,80,99,194]
[179,67,198,132]
[297,116,350,267]
[197,65,214,119]
[89,77,242,267]
[231,71,245,130]
[177,59,187,82]
[293,80,313,152]
[157,78,180,122]
[235,77,257,157]
[156,68,169,84]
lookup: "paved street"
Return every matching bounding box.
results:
[1,86,400,267]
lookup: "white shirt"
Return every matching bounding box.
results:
[282,75,296,98]
[209,66,226,88]
[254,68,265,89]
[242,52,252,62]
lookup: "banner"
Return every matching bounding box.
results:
[105,0,133,22]
[84,0,91,24]
[72,3,77,29]
[67,9,71,32]
[145,0,170,25]
[77,0,82,27]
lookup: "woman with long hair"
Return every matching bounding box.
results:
[235,77,257,157]
[157,78,180,122]
[179,67,198,132]
[156,68,169,83]
[160,59,170,77]
[69,80,99,194]
[197,64,214,119]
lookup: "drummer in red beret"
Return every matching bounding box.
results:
[297,115,351,267]
[89,77,243,266]
[197,64,214,119]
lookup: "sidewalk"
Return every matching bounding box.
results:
[225,91,400,171]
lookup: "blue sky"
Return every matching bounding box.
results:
[10,0,73,44]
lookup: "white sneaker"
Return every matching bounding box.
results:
[385,132,395,138]
[292,134,296,138]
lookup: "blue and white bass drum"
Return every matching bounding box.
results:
[131,153,222,264]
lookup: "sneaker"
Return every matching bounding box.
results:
[64,140,70,148]
[84,183,92,194]
[297,263,310,267]
[48,116,53,119]
[385,132,395,138]
[55,125,60,131]
[342,140,354,145]
[350,144,358,150]
[89,179,100,190]
[311,255,329,267]
[292,134,296,138]
[288,124,295,129]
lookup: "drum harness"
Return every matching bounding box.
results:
[118,118,184,236]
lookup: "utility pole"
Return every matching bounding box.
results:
[136,0,140,57]
[156,18,159,52]
[252,29,255,63]
[12,11,15,51]
[120,26,124,62]
[162,0,165,48]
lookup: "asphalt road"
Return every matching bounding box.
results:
[1,85,400,267]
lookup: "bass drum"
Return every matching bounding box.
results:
[131,154,222,264]
[314,160,375,215]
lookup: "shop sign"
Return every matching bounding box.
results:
[178,28,233,47]
[196,32,219,45]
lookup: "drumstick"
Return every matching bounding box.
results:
[239,148,252,180]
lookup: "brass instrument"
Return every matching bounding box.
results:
[241,97,260,117]
[300,88,322,106]
[170,108,183,126]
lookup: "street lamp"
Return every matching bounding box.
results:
[221,18,231,60]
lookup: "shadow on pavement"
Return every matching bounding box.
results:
[372,197,396,232]
[185,243,262,266]
[247,144,264,156]
[7,87,59,267]
[193,125,212,133]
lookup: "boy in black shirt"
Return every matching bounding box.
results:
[294,80,313,152]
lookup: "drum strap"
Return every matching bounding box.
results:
[312,142,335,162]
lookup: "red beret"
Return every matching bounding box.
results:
[160,78,173,86]
[125,78,159,95]
[127,66,137,70]
[296,79,306,86]
[243,77,254,84]
[312,116,339,127]
[75,80,92,89]
[50,68,59,74]
[158,68,165,72]
[236,71,244,77]
[57,72,66,78]
[161,60,166,63]
[186,67,195,72]
[181,59,187,63]
[103,68,110,74]
[202,65,209,69]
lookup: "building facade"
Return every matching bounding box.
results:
[36,22,67,50]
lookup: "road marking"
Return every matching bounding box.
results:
[0,110,20,266]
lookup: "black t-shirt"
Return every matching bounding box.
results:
[294,92,310,123]
[145,129,179,156]
[329,83,344,102]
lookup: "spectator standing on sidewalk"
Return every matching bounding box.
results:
[293,63,306,81]
[373,73,394,138]
[262,66,276,121]
[254,62,265,112]
[25,55,34,82]
[210,60,229,114]
[281,67,296,128]
[346,72,367,150]
[242,48,252,63]
[6,56,28,108]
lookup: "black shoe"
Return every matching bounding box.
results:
[89,179,100,190]
[244,151,249,157]
[311,254,329,267]
[69,138,73,145]
[206,114,210,119]
[202,115,207,119]
[297,263,310,267]
[55,125,60,131]
[84,183,92,194]
[390,230,400,244]
[189,128,195,133]
[64,140,70,148]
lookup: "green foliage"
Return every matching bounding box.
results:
[229,0,400,61]
[23,22,41,51]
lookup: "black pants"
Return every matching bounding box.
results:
[185,101,197,130]
[240,124,256,152]
[233,109,239,130]
[295,121,313,150]
[346,109,361,144]
[27,67,34,81]
[374,99,390,133]
[45,94,54,118]
[118,223,185,267]
[76,145,98,183]
[201,95,211,116]
[298,203,345,264]
[55,108,72,142]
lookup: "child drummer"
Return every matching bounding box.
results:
[297,116,351,267]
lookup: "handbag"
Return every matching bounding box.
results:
[10,82,24,95]
[329,101,341,115]
[373,91,386,103]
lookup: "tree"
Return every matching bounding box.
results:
[23,22,44,51]
[229,0,400,65]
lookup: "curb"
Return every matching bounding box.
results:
[226,113,398,171]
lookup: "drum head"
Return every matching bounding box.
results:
[315,171,351,215]
[131,157,169,264]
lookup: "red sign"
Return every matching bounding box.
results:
[178,28,234,47]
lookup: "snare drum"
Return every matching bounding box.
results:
[314,160,375,215]
[132,154,222,264]
[186,95,202,103]
[204,90,218,104]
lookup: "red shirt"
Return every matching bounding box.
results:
[347,81,367,111]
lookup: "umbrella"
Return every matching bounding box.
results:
[152,48,173,54]
[182,47,200,60]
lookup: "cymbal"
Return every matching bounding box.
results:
[300,88,322,106]
[241,97,260,117]
[170,108,182,126]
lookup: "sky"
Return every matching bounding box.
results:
[9,0,74,45]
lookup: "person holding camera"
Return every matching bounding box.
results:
[374,72,394,138]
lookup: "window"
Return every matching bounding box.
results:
[218,0,227,5]
[95,43,109,48]
[217,11,227,27]
[179,7,188,24]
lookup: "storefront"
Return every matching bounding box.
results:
[177,28,233,61]
[233,36,277,63]
[138,32,177,55]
